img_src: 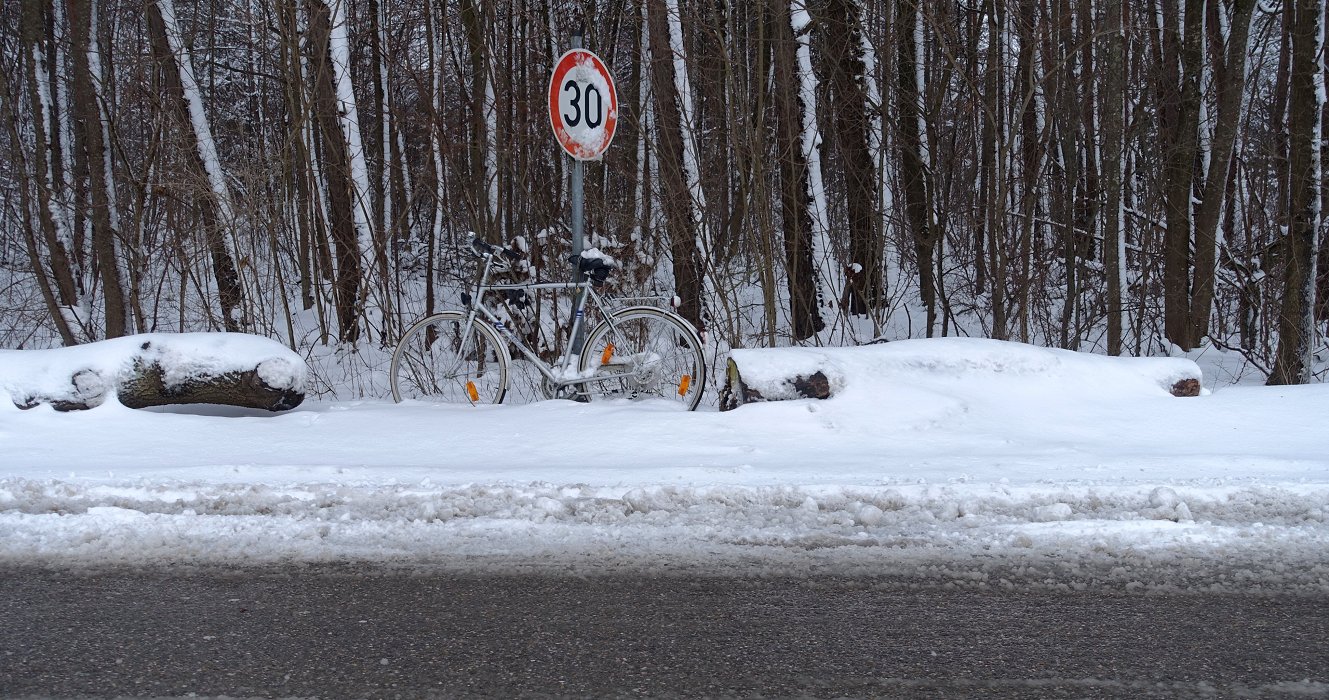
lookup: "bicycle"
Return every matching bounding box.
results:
[390,238,707,410]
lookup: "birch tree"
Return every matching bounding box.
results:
[665,0,720,330]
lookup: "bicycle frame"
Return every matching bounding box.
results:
[454,252,633,392]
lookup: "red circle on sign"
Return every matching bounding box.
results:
[548,49,618,160]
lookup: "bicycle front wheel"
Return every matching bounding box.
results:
[390,311,510,404]
[578,307,707,410]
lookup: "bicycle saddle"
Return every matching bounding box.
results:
[568,249,616,287]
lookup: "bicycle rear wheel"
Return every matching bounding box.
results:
[578,307,707,410]
[390,311,509,404]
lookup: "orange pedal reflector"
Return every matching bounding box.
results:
[466,381,479,403]
[600,343,616,366]
[677,374,691,397]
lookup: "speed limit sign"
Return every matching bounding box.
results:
[548,49,618,160]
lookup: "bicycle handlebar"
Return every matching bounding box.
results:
[469,238,613,287]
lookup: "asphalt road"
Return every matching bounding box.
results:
[1,567,1326,699]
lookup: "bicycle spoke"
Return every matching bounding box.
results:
[390,312,509,404]
[578,308,706,410]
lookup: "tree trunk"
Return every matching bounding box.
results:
[983,0,1011,340]
[1188,0,1256,344]
[459,0,494,240]
[666,0,719,332]
[367,0,396,343]
[645,0,705,330]
[307,0,363,343]
[1159,0,1205,350]
[9,339,305,412]
[146,0,247,333]
[1102,0,1127,355]
[0,61,79,346]
[823,0,885,315]
[276,0,316,314]
[897,0,935,336]
[1268,0,1323,385]
[770,0,824,340]
[66,0,128,339]
[791,1,840,326]
[1052,0,1082,350]
[21,0,82,326]
[720,358,833,410]
[719,345,1203,411]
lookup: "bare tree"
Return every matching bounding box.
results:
[306,0,365,342]
[66,0,128,338]
[770,0,824,340]
[1188,0,1256,344]
[645,0,704,330]
[20,0,82,342]
[896,0,936,335]
[1158,0,1206,350]
[146,0,247,332]
[1268,0,1323,384]
[1101,0,1128,355]
[822,0,885,316]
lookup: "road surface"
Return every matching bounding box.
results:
[1,567,1326,698]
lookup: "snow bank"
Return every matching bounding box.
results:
[0,336,1323,591]
[728,338,1203,404]
[0,333,305,410]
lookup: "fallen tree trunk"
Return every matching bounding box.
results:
[720,358,835,411]
[2,333,306,412]
[720,339,1205,411]
[114,357,304,411]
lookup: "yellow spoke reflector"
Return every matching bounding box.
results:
[600,343,616,366]
[466,381,479,403]
[677,374,691,397]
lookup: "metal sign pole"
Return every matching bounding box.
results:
[570,27,585,260]
[569,25,587,355]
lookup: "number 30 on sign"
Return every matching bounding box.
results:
[548,49,618,161]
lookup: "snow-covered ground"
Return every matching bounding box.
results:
[1,336,1326,593]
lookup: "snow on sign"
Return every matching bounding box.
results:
[548,49,618,160]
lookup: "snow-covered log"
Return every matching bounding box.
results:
[0,334,306,412]
[720,338,1204,411]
